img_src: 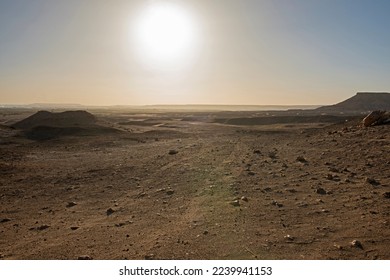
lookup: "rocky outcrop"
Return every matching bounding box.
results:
[316,92,390,114]
[362,110,390,127]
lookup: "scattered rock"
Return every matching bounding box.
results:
[66,201,77,208]
[78,255,92,260]
[366,178,380,186]
[106,208,115,216]
[253,150,261,154]
[241,196,248,202]
[144,254,155,260]
[316,187,327,195]
[296,156,307,163]
[326,174,340,181]
[203,230,209,235]
[0,218,11,223]
[351,240,363,249]
[286,188,297,193]
[70,226,79,230]
[268,152,277,159]
[30,224,50,231]
[136,192,147,198]
[362,110,389,127]
[229,200,240,207]
[284,235,294,241]
[168,149,178,155]
[271,201,283,207]
[328,167,339,173]
[166,189,175,195]
[334,244,343,250]
[247,171,256,176]
[115,221,133,227]
[296,202,308,208]
[383,192,390,199]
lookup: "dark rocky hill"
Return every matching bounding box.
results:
[12,110,120,140]
[316,92,390,113]
[13,110,96,129]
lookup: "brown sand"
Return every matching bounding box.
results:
[0,109,389,260]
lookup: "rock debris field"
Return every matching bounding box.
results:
[0,109,389,260]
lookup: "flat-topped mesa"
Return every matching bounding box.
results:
[356,92,390,95]
[316,92,390,113]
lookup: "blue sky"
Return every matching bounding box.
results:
[0,0,389,105]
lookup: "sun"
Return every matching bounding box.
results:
[132,2,198,68]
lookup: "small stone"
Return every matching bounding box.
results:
[286,188,297,193]
[351,240,363,249]
[241,196,249,202]
[203,230,209,235]
[253,150,261,154]
[296,156,307,163]
[284,234,294,241]
[115,222,127,227]
[366,178,380,186]
[66,202,77,208]
[70,226,79,230]
[271,201,283,207]
[106,208,115,216]
[78,255,92,260]
[144,254,155,260]
[247,171,256,176]
[0,218,11,223]
[230,200,240,207]
[166,189,175,195]
[316,187,327,195]
[334,244,343,250]
[328,167,339,173]
[37,224,50,230]
[268,152,277,159]
[29,224,50,231]
[383,192,390,199]
[296,202,309,208]
[168,149,178,155]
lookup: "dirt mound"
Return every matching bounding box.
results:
[13,110,96,129]
[12,111,121,140]
[317,92,390,113]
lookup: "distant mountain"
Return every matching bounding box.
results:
[28,103,85,108]
[316,92,390,113]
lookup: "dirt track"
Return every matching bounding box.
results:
[0,111,389,259]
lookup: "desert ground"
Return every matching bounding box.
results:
[0,108,389,260]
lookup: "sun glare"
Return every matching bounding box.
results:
[132,2,198,69]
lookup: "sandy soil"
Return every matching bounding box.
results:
[0,110,389,260]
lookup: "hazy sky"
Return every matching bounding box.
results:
[1,0,389,106]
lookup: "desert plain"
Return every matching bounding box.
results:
[0,106,389,260]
